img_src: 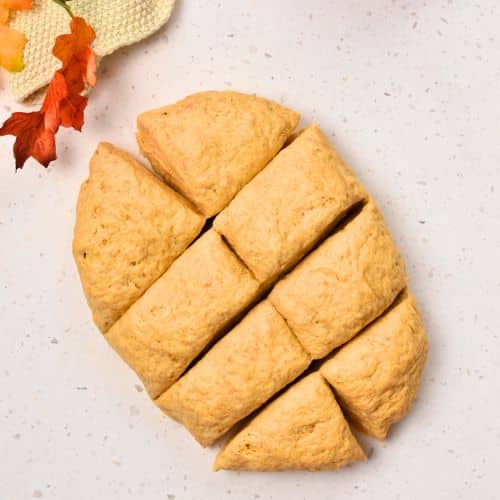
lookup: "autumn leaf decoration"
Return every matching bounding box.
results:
[0,0,97,169]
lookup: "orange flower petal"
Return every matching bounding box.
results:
[0,24,26,72]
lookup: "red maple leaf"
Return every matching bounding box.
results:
[0,16,96,169]
[0,112,56,169]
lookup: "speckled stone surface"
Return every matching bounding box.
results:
[0,1,499,499]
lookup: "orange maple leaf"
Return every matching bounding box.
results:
[54,16,97,92]
[41,70,69,133]
[59,92,88,131]
[40,69,89,132]
[50,17,96,132]
[0,112,56,169]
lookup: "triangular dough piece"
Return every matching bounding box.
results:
[214,373,366,471]
[137,91,300,216]
[321,289,428,440]
[73,142,205,332]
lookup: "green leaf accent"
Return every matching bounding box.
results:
[51,0,74,18]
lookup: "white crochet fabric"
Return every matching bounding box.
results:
[8,0,175,101]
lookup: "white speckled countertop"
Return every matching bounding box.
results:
[1,1,499,499]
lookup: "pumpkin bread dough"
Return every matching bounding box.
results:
[73,91,428,473]
[320,289,428,440]
[156,300,310,447]
[137,91,300,216]
[105,230,261,398]
[214,372,366,471]
[73,142,205,333]
[269,201,406,359]
[214,125,366,285]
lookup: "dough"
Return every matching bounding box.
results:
[105,230,261,398]
[73,142,204,332]
[269,201,406,358]
[320,289,428,440]
[137,91,299,216]
[214,372,366,471]
[72,93,429,473]
[214,125,366,284]
[156,300,310,446]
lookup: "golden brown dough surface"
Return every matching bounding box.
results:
[137,91,299,216]
[156,300,310,446]
[269,201,406,358]
[73,92,428,474]
[214,373,366,471]
[214,125,366,284]
[73,142,205,333]
[105,230,261,398]
[321,289,428,440]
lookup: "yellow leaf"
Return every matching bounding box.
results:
[0,6,9,24]
[0,24,26,72]
[0,0,32,10]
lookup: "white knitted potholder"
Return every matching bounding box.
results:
[8,0,176,101]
